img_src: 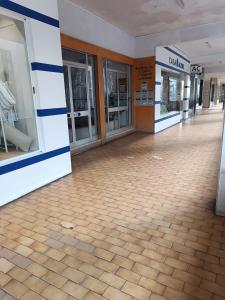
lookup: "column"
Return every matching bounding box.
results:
[183,75,190,120]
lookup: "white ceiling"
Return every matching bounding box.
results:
[176,37,225,73]
[69,0,225,37]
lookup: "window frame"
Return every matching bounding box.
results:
[0,8,43,167]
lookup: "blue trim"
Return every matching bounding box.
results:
[183,110,189,113]
[183,98,189,101]
[184,86,190,88]
[31,63,64,73]
[156,61,190,75]
[155,81,161,85]
[164,47,190,64]
[155,112,181,123]
[0,146,70,175]
[0,0,59,28]
[37,108,68,117]
[155,100,161,104]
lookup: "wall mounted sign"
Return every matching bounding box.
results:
[191,64,202,75]
[135,58,155,106]
[169,57,184,70]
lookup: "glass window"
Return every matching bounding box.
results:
[104,60,132,134]
[0,14,38,161]
[160,70,183,115]
[62,48,86,64]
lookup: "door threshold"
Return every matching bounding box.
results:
[71,139,101,155]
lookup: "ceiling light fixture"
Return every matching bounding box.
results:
[205,41,212,49]
[176,0,185,9]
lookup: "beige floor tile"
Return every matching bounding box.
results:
[0,108,224,300]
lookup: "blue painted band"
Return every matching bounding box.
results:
[0,146,70,175]
[0,0,59,28]
[155,112,181,123]
[164,47,190,64]
[156,61,190,75]
[155,100,161,104]
[184,86,190,88]
[155,81,161,85]
[37,108,68,117]
[31,63,64,73]
[183,98,189,101]
[183,110,189,113]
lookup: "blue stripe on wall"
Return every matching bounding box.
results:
[183,98,189,101]
[37,108,68,117]
[0,0,59,27]
[164,47,190,64]
[155,100,161,104]
[155,112,181,123]
[31,63,64,73]
[155,61,190,75]
[0,146,70,175]
[184,86,190,88]
[183,110,189,113]
[155,81,161,85]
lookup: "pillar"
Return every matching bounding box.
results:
[183,75,190,120]
[216,114,225,216]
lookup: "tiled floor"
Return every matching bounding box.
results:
[0,108,225,300]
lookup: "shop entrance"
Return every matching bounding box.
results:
[63,49,98,148]
[104,60,132,134]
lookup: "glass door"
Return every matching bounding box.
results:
[63,61,96,147]
[104,60,132,134]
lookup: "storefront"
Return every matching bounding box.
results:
[0,1,192,207]
[155,46,191,132]
[0,1,72,206]
[61,35,134,153]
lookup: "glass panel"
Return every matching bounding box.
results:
[118,73,128,107]
[67,116,73,143]
[108,112,119,131]
[160,70,182,115]
[107,71,118,108]
[104,60,132,134]
[88,56,98,137]
[0,14,38,161]
[75,116,90,141]
[119,110,128,128]
[62,48,86,64]
[63,66,71,110]
[71,67,88,111]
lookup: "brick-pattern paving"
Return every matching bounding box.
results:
[0,108,225,300]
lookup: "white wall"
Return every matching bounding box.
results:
[0,0,72,206]
[58,0,136,58]
[154,46,190,132]
[216,113,225,216]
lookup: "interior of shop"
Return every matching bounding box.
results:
[0,14,38,161]
[160,70,184,115]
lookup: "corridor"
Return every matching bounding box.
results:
[0,109,225,300]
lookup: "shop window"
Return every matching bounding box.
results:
[160,70,184,115]
[104,60,132,134]
[0,14,38,161]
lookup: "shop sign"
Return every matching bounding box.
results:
[191,64,202,75]
[169,57,184,70]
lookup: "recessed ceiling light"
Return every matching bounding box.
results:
[176,0,185,9]
[205,41,212,48]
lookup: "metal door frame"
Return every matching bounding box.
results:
[106,65,130,131]
[63,60,93,147]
